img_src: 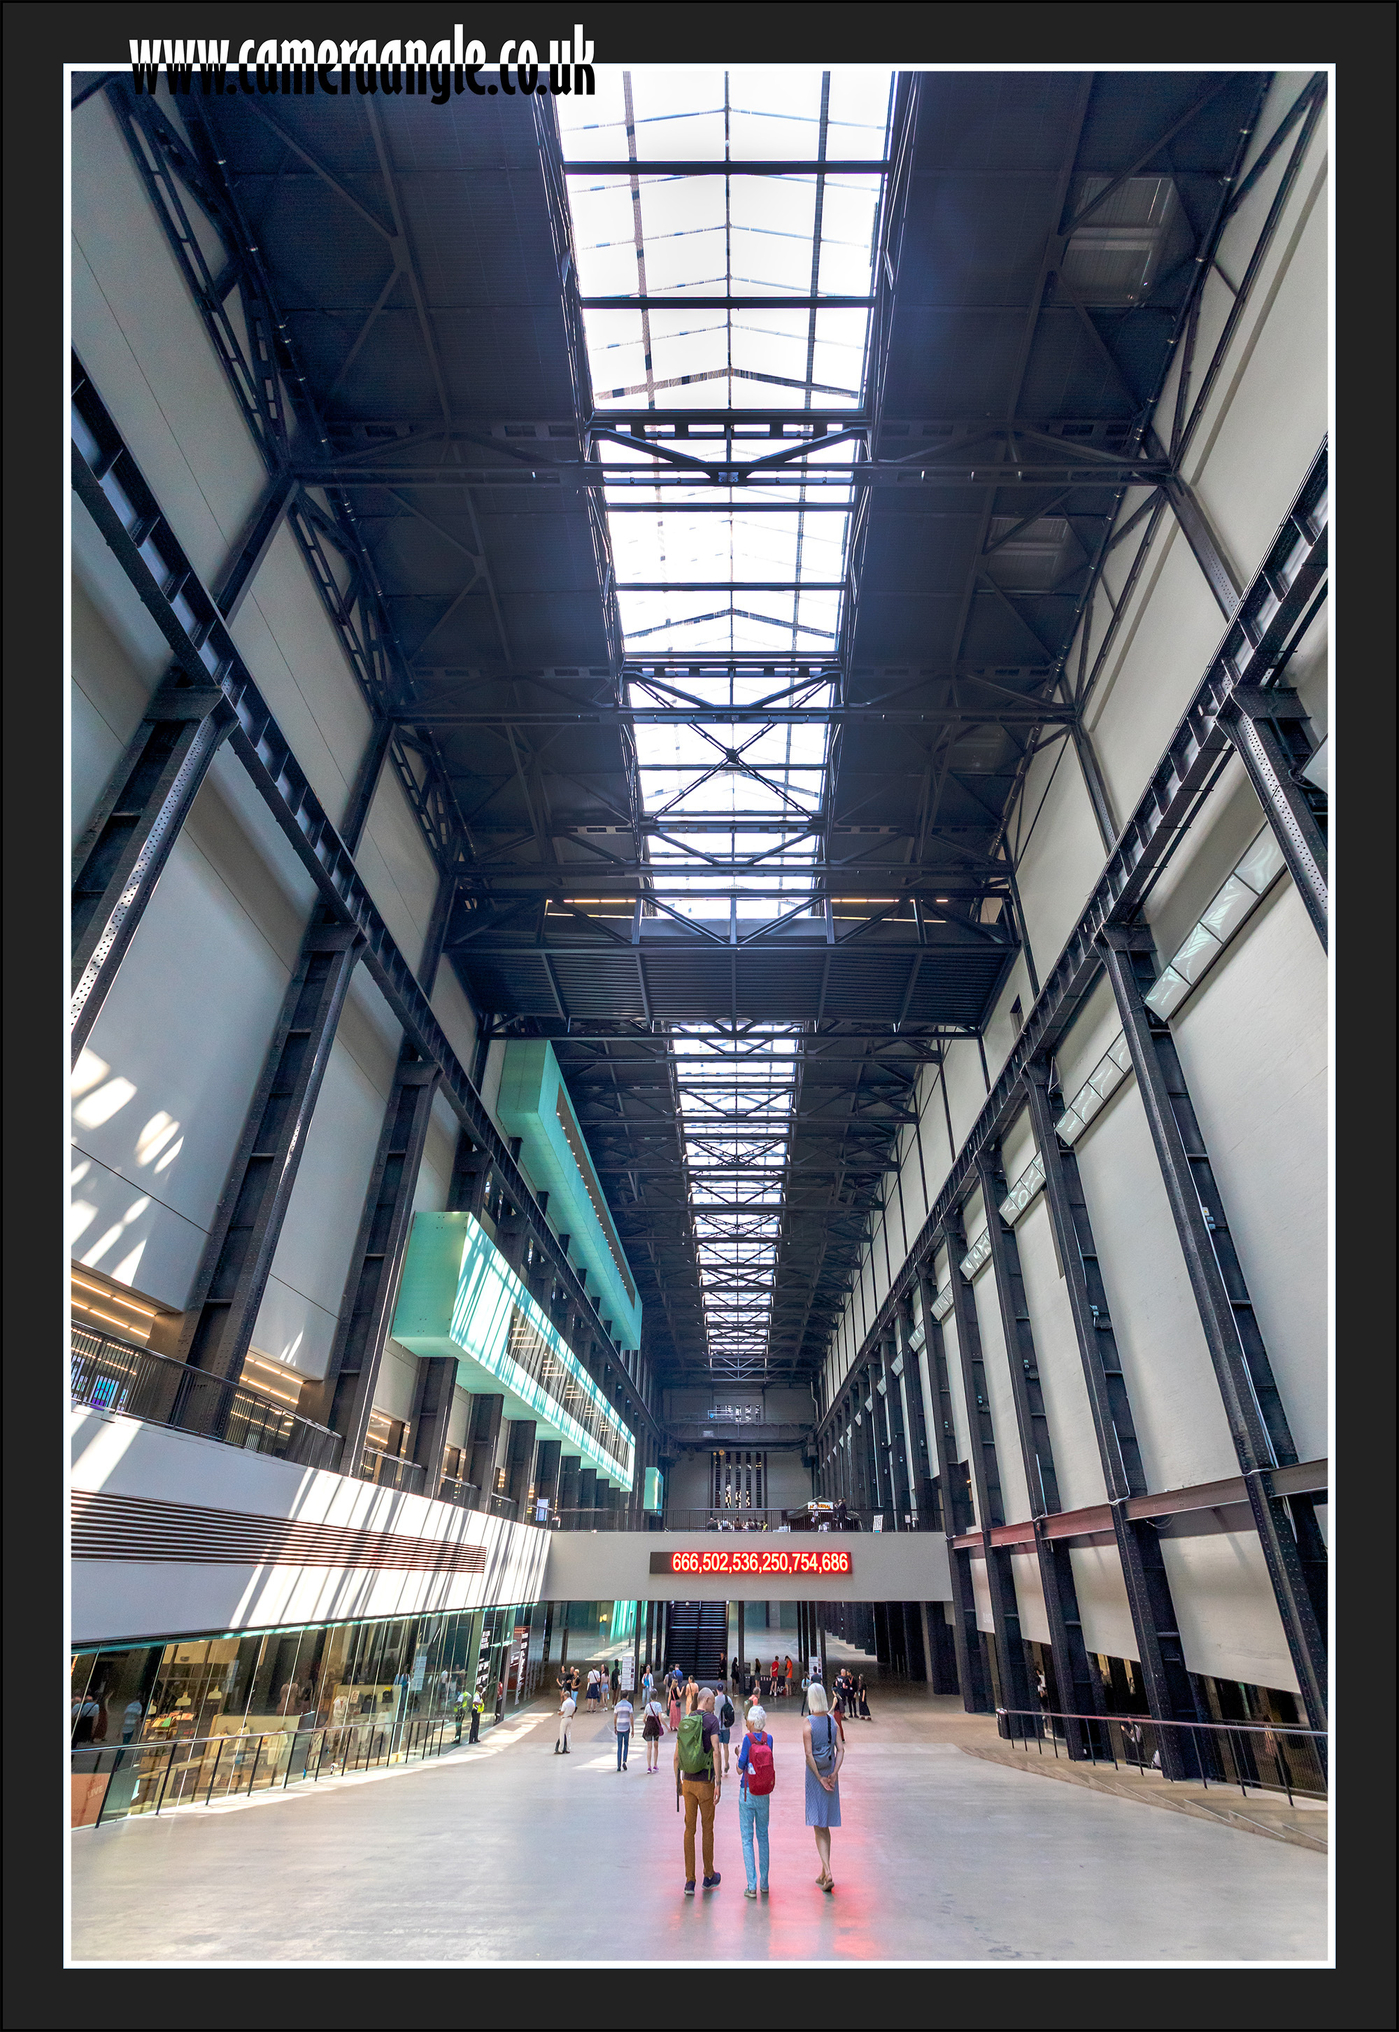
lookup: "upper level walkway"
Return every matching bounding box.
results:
[70,1681,1326,1964]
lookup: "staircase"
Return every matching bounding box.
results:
[665,1601,730,1681]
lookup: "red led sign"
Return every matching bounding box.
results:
[649,1547,852,1577]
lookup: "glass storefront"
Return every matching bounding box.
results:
[71,1602,550,1757]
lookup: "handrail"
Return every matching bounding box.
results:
[994,1705,1326,1807]
[70,1715,454,1827]
[996,1705,1326,1738]
[71,1325,342,1471]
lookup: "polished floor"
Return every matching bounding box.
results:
[70,1688,1328,1964]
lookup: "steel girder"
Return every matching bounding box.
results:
[977,1143,1102,1753]
[1023,1063,1206,1770]
[69,365,640,1411]
[814,449,1328,1432]
[1101,932,1328,1731]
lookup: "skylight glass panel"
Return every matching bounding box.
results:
[558,69,894,1372]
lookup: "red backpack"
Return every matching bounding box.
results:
[745,1733,775,1796]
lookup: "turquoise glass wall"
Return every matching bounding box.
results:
[391,1211,634,1491]
[496,1040,643,1349]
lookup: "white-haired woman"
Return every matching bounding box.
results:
[736,1704,775,1898]
[802,1681,844,1892]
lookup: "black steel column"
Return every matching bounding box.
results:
[879,1334,913,1527]
[71,679,236,1061]
[408,1353,457,1498]
[176,915,364,1390]
[467,1394,505,1505]
[306,1058,443,1460]
[504,1420,537,1516]
[944,1205,1034,1714]
[558,1452,581,1525]
[534,1439,563,1521]
[1024,1063,1204,1772]
[577,1466,598,1524]
[895,1301,938,1525]
[1101,929,1327,1728]
[1221,686,1328,948]
[862,1361,884,1515]
[917,1264,990,1712]
[977,1145,1100,1754]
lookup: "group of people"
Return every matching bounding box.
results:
[832,1668,874,1722]
[551,1665,850,1897]
[670,1681,846,1897]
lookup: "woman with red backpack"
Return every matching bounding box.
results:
[736,1703,775,1899]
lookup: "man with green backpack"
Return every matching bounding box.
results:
[673,1686,724,1895]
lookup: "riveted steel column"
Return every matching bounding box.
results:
[1023,1063,1203,1773]
[71,680,236,1061]
[1101,929,1327,1729]
[943,1207,1033,1714]
[879,1334,912,1526]
[916,1264,987,1710]
[895,1299,938,1525]
[175,916,364,1392]
[302,1057,443,1461]
[978,1143,1099,1754]
[1221,686,1328,948]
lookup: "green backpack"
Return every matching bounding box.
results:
[677,1712,712,1778]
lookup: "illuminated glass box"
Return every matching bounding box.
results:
[391,1211,634,1492]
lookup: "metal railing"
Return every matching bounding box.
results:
[71,1716,455,1827]
[72,1327,342,1471]
[437,1475,483,1510]
[355,1446,426,1496]
[996,1706,1327,1804]
[660,1506,933,1533]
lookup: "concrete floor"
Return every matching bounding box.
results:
[70,1689,1328,1964]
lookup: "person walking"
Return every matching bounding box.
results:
[642,1690,666,1772]
[668,1678,683,1734]
[736,1703,775,1899]
[610,1661,622,1708]
[674,1687,723,1896]
[716,1685,735,1776]
[554,1681,577,1755]
[803,1682,844,1893]
[784,1655,794,1702]
[855,1673,872,1721]
[613,1687,633,1771]
[468,1689,483,1745]
[585,1668,599,1714]
[768,1656,780,1699]
[830,1688,847,1746]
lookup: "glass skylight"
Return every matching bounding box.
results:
[558,69,895,1374]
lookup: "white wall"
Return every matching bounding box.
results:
[71,1408,551,1648]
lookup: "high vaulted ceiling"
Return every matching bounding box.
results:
[129,65,1268,1388]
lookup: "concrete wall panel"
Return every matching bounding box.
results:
[1013,1199,1107,1511]
[1169,880,1328,1462]
[71,96,266,582]
[1161,1531,1300,1695]
[1072,1093,1239,1491]
[1069,1544,1140,1664]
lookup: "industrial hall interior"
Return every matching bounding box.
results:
[67,54,1331,1969]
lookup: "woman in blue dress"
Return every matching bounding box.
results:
[802,1682,845,1893]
